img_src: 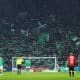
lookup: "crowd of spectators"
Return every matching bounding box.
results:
[0,0,80,68]
[0,15,80,67]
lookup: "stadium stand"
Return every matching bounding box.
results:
[0,0,80,71]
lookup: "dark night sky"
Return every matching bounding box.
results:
[0,0,16,17]
[0,0,79,15]
[0,0,80,25]
[16,0,80,25]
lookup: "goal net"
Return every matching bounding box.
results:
[12,57,58,72]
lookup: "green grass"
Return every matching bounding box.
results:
[0,72,80,80]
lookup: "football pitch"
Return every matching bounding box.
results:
[0,72,80,80]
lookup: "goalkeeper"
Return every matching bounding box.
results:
[24,59,31,72]
[16,57,23,75]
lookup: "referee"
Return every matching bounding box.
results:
[16,57,23,75]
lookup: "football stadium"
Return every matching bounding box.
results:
[0,0,80,80]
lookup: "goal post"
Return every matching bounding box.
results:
[12,57,58,72]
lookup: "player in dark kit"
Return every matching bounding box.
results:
[67,53,76,77]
